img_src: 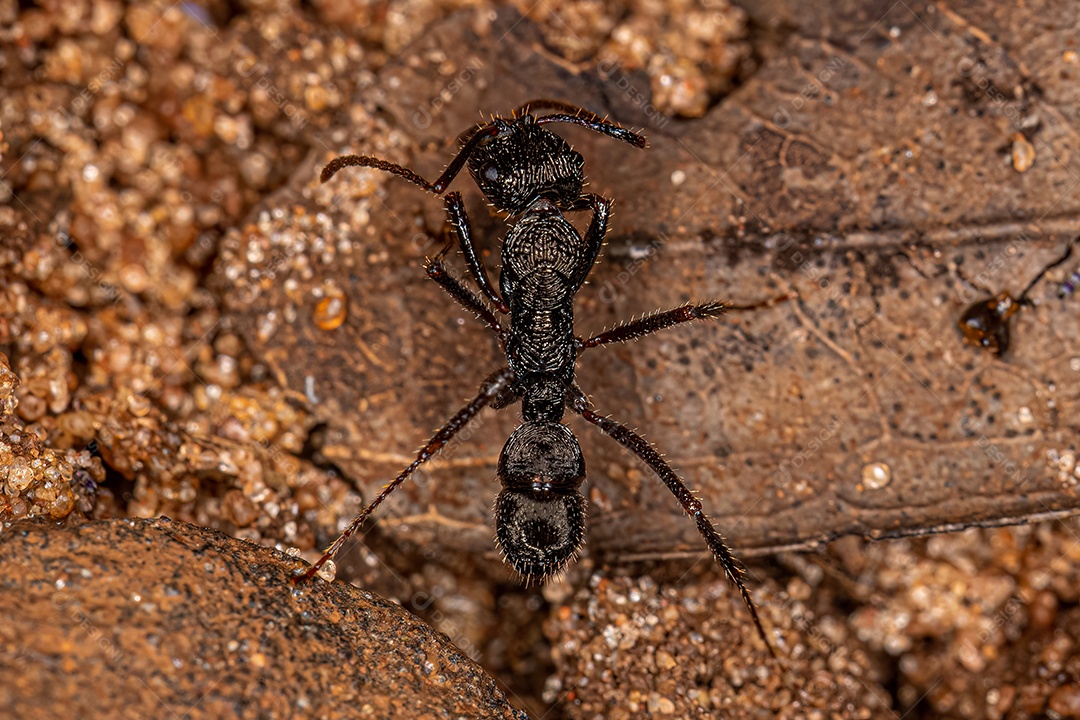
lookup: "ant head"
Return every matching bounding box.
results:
[495,421,586,579]
[466,116,585,214]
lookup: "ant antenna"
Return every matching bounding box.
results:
[320,123,500,191]
[1018,237,1077,302]
[515,99,648,148]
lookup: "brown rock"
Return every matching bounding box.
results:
[0,517,527,720]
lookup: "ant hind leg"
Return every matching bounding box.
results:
[295,367,515,583]
[569,392,779,661]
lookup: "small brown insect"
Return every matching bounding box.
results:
[957,239,1076,356]
[957,290,1021,356]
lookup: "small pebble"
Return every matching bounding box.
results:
[316,560,337,582]
[313,292,347,331]
[1011,134,1035,173]
[862,462,892,490]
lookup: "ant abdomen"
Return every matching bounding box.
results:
[497,421,585,489]
[495,421,587,578]
[495,488,586,579]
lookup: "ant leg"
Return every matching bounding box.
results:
[424,256,505,340]
[445,192,510,313]
[321,123,501,191]
[513,98,600,118]
[295,367,515,583]
[569,393,778,660]
[567,194,611,290]
[580,302,725,350]
[578,295,792,351]
[535,112,647,149]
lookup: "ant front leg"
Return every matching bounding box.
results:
[295,367,515,583]
[567,194,611,290]
[568,390,779,660]
[445,192,510,313]
[519,99,648,149]
[578,294,792,352]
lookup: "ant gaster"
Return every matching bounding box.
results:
[302,101,779,657]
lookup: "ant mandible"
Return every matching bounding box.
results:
[302,101,781,658]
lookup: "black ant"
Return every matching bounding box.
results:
[958,239,1076,356]
[302,102,783,658]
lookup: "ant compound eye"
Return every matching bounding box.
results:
[483,164,500,182]
[495,488,586,580]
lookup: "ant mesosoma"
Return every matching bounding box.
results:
[302,101,781,657]
[958,239,1076,356]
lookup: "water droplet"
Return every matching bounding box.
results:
[316,559,337,582]
[862,462,892,490]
